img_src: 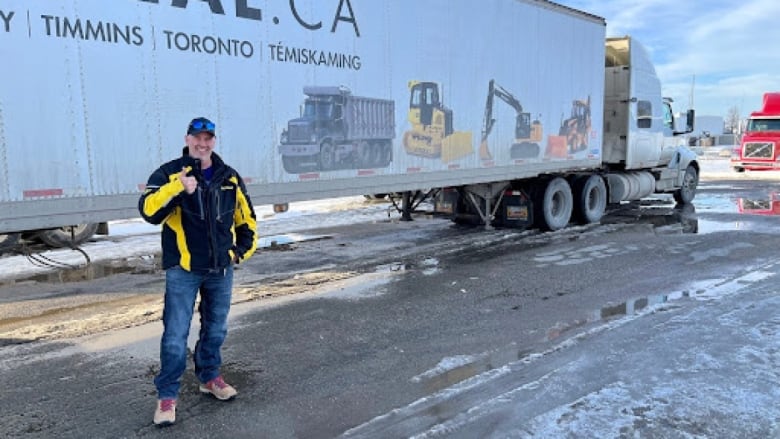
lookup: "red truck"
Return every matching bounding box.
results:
[732,92,780,172]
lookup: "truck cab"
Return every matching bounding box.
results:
[602,37,695,170]
[280,86,348,149]
[601,36,697,203]
[731,92,780,172]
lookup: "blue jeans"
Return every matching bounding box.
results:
[154,266,234,399]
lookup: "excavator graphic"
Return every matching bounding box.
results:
[479,79,542,160]
[402,81,473,162]
[559,96,591,153]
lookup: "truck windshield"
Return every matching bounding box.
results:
[746,118,780,132]
[303,101,333,120]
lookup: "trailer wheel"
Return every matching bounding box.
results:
[319,141,336,171]
[0,232,21,254]
[572,174,607,224]
[534,177,573,231]
[36,223,99,248]
[733,167,745,173]
[673,165,698,204]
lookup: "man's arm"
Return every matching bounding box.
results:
[230,173,258,262]
[138,167,187,225]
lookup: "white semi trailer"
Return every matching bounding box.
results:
[0,0,697,252]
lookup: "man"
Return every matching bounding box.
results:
[139,117,258,426]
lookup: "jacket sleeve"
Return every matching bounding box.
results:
[138,166,186,225]
[231,172,258,262]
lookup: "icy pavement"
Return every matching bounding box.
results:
[343,262,780,438]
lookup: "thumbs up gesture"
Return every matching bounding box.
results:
[179,167,198,194]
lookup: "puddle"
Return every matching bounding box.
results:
[414,290,693,394]
[601,196,780,236]
[735,196,780,215]
[373,258,440,276]
[258,233,330,249]
[414,262,775,395]
[375,262,408,273]
[420,257,441,276]
[603,201,699,234]
[322,271,397,300]
[1,259,160,286]
[1,233,331,286]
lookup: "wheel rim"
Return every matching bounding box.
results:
[684,168,697,197]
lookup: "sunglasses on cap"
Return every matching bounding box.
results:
[189,119,216,132]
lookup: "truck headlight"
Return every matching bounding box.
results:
[311,134,317,143]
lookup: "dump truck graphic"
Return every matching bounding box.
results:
[278,86,395,174]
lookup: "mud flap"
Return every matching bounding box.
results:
[495,189,532,228]
[434,188,459,219]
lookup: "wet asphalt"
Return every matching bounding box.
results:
[2,168,780,437]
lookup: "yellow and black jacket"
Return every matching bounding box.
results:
[138,148,258,272]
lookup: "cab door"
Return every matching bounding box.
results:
[625,39,663,169]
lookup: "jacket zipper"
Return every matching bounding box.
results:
[196,186,205,220]
[206,182,220,270]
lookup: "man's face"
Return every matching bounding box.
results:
[185,132,216,163]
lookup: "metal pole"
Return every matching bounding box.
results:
[401,191,413,221]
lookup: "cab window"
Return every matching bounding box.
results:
[637,100,652,128]
[662,102,674,130]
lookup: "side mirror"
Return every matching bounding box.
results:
[675,109,696,135]
[686,109,695,133]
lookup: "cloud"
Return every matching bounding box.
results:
[558,0,780,118]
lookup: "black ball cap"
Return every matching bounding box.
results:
[187,117,216,136]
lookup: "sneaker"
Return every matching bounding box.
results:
[153,399,176,426]
[199,376,237,401]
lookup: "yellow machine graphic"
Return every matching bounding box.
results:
[479,79,542,160]
[402,81,473,162]
[559,96,591,153]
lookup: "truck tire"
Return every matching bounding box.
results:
[282,156,307,174]
[572,174,607,224]
[534,177,573,231]
[673,165,698,204]
[36,223,99,248]
[369,142,383,168]
[356,141,372,168]
[0,232,21,254]
[378,141,393,167]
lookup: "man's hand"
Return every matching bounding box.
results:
[179,167,198,194]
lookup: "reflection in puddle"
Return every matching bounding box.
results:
[3,233,331,286]
[603,201,699,234]
[420,257,440,276]
[601,195,780,235]
[737,194,780,215]
[414,290,691,394]
[2,257,160,287]
[374,258,440,276]
[375,262,407,273]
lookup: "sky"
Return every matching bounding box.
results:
[557,0,780,121]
